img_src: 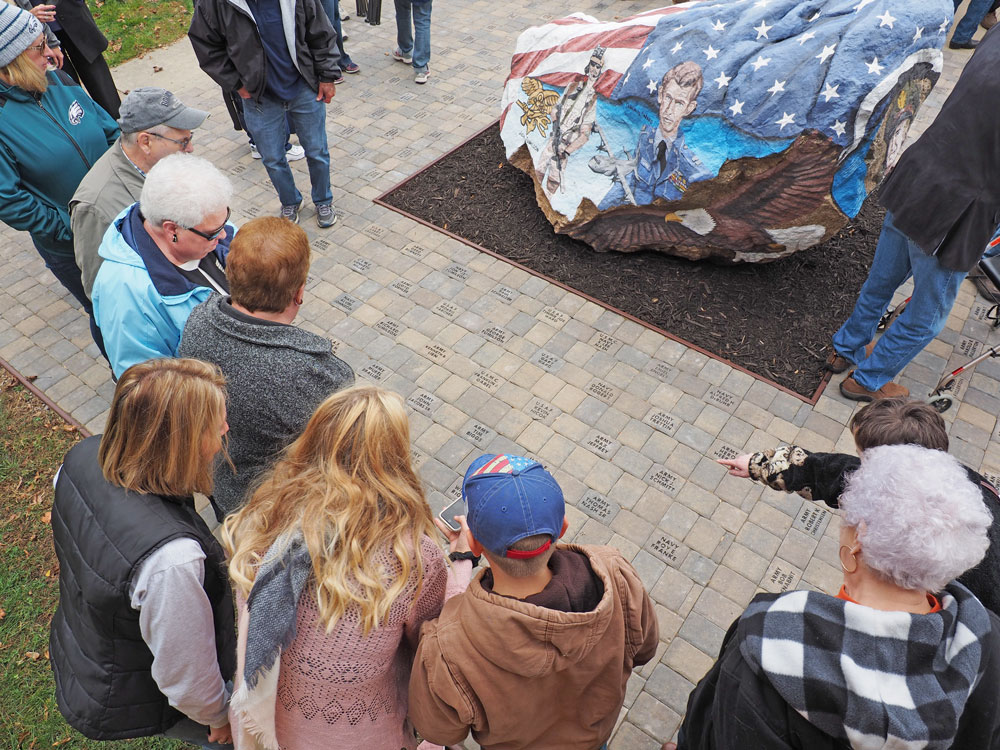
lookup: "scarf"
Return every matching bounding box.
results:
[231,530,312,750]
[739,582,992,750]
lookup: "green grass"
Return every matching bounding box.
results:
[0,374,191,749]
[89,0,194,68]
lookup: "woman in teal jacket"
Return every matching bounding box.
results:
[0,6,118,349]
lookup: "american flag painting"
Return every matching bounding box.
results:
[500,0,951,260]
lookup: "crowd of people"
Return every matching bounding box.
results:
[1,0,1000,748]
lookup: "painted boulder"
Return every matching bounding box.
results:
[500,0,951,262]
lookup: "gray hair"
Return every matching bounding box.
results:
[122,123,169,148]
[841,444,992,592]
[140,153,232,228]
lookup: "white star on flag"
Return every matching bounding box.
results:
[831,120,847,137]
[704,45,719,60]
[642,57,655,70]
[798,31,817,45]
[767,79,786,96]
[938,18,949,33]
[671,41,683,54]
[866,57,884,75]
[729,99,745,116]
[754,19,773,39]
[714,70,731,88]
[914,26,924,41]
[646,79,657,93]
[775,112,796,130]
[711,19,726,31]
[820,83,839,102]
[877,10,896,28]
[816,44,836,64]
[750,55,771,71]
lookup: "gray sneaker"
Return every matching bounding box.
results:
[280,204,300,223]
[316,203,337,228]
[415,69,429,84]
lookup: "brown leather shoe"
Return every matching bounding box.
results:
[840,373,909,402]
[824,341,876,374]
[982,11,997,30]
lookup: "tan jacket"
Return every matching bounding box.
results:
[408,544,659,750]
[69,138,145,298]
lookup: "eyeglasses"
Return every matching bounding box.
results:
[26,42,51,52]
[144,131,194,149]
[184,208,230,241]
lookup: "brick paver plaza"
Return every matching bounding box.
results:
[1,3,997,746]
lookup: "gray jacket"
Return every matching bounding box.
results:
[178,295,355,514]
[69,138,144,298]
[188,0,340,101]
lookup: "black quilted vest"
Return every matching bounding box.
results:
[48,436,236,739]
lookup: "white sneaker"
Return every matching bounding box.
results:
[250,143,261,159]
[392,48,413,64]
[414,69,429,84]
[286,144,305,161]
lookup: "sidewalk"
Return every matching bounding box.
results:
[0,3,995,746]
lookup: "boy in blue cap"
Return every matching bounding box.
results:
[409,454,658,750]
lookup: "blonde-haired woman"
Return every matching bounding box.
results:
[225,385,472,750]
[0,4,118,352]
[50,358,235,748]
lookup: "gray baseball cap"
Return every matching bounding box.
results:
[117,88,209,133]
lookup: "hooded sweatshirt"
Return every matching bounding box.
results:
[408,544,659,750]
[678,583,1000,750]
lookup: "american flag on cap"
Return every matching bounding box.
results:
[469,454,536,476]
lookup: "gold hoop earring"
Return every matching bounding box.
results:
[839,545,859,574]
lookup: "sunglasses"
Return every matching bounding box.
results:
[184,208,231,240]
[145,131,194,150]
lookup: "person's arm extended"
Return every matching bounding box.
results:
[130,538,230,729]
[719,446,859,507]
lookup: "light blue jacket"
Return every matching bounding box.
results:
[92,203,234,378]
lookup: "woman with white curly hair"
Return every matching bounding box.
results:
[92,152,236,378]
[671,444,1000,750]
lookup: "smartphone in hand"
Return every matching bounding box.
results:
[438,497,465,532]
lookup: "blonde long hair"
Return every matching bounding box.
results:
[224,385,438,635]
[0,45,48,93]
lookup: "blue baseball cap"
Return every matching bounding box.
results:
[462,454,565,559]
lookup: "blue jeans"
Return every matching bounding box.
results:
[161,717,230,749]
[395,0,432,73]
[832,212,966,391]
[32,238,109,362]
[241,82,332,208]
[320,0,355,67]
[953,0,993,43]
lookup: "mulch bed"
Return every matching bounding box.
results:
[380,123,884,398]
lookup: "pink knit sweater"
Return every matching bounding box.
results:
[272,536,449,750]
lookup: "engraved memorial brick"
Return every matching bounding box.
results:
[591,332,619,352]
[539,306,569,327]
[375,319,403,338]
[643,409,679,436]
[709,442,740,461]
[480,326,511,345]
[958,337,983,360]
[360,361,388,382]
[793,500,831,539]
[707,387,738,412]
[644,360,674,382]
[643,465,681,496]
[761,560,802,594]
[339,125,358,137]
[525,397,558,425]
[446,478,464,501]
[389,279,414,296]
[433,300,460,319]
[462,421,497,447]
[584,430,620,458]
[490,285,517,304]
[578,491,620,523]
[350,257,373,274]
[645,533,687,567]
[410,449,427,469]
[333,293,361,313]
[424,343,450,362]
[473,370,502,394]
[402,243,427,259]
[531,349,563,372]
[363,224,387,240]
[407,390,440,418]
[585,379,618,404]
[445,264,470,281]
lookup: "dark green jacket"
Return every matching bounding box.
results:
[0,71,118,256]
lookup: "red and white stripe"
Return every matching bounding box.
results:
[499,4,694,143]
[471,455,513,476]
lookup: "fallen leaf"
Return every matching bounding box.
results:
[0,608,5,620]
[25,651,40,660]
[25,374,37,382]
[40,512,51,524]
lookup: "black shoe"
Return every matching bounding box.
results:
[949,39,979,49]
[969,265,1000,300]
